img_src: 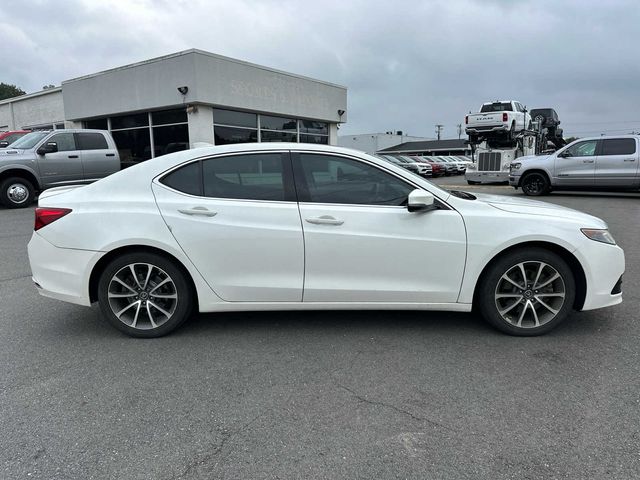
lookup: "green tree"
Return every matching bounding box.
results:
[0,83,26,100]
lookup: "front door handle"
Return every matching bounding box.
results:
[68,155,79,159]
[178,207,217,217]
[582,159,594,163]
[623,158,636,162]
[305,215,344,226]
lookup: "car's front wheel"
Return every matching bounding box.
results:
[477,248,575,336]
[521,172,550,196]
[0,177,35,208]
[97,252,194,338]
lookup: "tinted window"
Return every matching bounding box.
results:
[161,162,202,196]
[261,131,297,142]
[300,134,328,144]
[49,133,76,152]
[153,124,189,156]
[480,102,513,113]
[110,113,149,130]
[202,153,285,201]
[214,126,258,145]
[77,132,108,150]
[296,154,412,206]
[601,138,636,156]
[299,120,328,135]
[564,140,597,157]
[213,109,257,128]
[112,129,151,167]
[261,115,297,131]
[152,109,187,126]
[84,119,108,130]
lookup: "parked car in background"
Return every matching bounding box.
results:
[0,130,31,148]
[0,129,120,208]
[436,156,466,174]
[509,135,640,195]
[426,157,456,176]
[28,143,624,338]
[380,155,431,177]
[416,157,445,177]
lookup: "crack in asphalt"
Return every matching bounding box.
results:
[169,412,263,479]
[336,383,453,431]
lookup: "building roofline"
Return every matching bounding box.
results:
[62,48,347,90]
[0,87,62,106]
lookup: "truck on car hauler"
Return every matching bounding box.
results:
[464,102,562,185]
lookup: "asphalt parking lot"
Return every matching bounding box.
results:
[1,178,639,479]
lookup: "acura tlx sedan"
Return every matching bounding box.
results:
[27,143,624,338]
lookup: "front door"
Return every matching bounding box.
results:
[292,152,467,303]
[36,132,84,187]
[153,151,304,302]
[595,137,640,188]
[553,139,598,187]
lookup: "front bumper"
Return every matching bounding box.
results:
[28,232,101,307]
[508,174,521,186]
[465,171,509,183]
[575,241,625,311]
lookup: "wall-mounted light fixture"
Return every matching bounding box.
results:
[177,86,189,95]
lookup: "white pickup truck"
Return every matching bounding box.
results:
[465,100,532,142]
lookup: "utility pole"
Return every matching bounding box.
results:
[435,124,444,141]
[457,123,463,139]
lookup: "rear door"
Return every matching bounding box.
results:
[595,137,639,188]
[36,132,84,187]
[553,139,597,187]
[153,151,304,302]
[76,131,119,180]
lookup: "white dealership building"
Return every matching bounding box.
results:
[0,49,347,165]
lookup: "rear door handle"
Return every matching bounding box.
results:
[68,155,79,159]
[305,215,344,226]
[178,207,217,217]
[106,153,115,157]
[623,158,636,162]
[582,159,594,163]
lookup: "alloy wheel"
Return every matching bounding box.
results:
[107,263,178,330]
[494,261,566,329]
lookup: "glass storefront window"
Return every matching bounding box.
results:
[260,131,297,142]
[153,124,189,156]
[152,109,188,126]
[214,126,258,145]
[112,129,152,168]
[213,109,257,128]
[300,134,329,144]
[84,119,108,130]
[260,115,297,132]
[299,120,328,135]
[110,112,149,130]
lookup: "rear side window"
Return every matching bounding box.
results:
[161,161,202,196]
[600,138,636,156]
[77,132,108,150]
[202,153,286,201]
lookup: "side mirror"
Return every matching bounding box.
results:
[0,141,9,148]
[407,189,436,212]
[557,151,571,158]
[37,142,58,155]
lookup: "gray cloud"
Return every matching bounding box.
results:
[1,0,639,138]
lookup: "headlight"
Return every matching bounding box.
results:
[510,162,521,170]
[581,228,616,245]
[467,163,477,170]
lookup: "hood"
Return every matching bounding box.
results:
[516,153,552,164]
[473,192,607,227]
[0,149,26,156]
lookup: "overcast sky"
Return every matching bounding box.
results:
[2,0,639,138]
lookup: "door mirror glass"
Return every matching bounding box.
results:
[557,151,571,158]
[37,142,58,155]
[407,189,436,212]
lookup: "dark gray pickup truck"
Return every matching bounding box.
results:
[0,129,120,208]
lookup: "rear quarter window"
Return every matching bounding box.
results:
[161,161,203,196]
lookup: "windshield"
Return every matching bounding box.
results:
[8,131,49,149]
[480,102,513,113]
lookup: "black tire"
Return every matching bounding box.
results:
[97,252,194,338]
[521,172,550,196]
[0,176,35,208]
[467,180,480,185]
[509,122,516,141]
[477,248,575,336]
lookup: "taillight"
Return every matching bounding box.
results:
[34,207,72,231]
[502,113,508,122]
[465,115,468,124]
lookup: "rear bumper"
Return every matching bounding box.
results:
[466,125,509,134]
[28,232,101,307]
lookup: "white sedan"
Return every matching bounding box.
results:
[27,143,625,337]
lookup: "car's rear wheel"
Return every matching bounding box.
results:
[0,177,35,208]
[521,172,550,196]
[97,252,193,338]
[477,248,575,336]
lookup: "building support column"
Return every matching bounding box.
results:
[329,123,339,145]
[187,105,214,147]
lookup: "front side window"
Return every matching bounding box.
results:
[564,140,597,157]
[202,153,286,201]
[295,154,413,206]
[600,138,636,156]
[49,133,76,152]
